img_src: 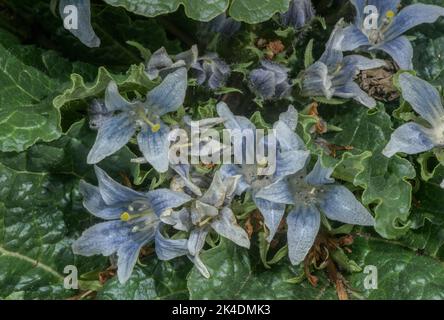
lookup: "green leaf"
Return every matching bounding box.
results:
[97,257,191,300]
[0,120,138,299]
[322,106,416,239]
[187,239,337,299]
[103,0,290,24]
[347,236,444,299]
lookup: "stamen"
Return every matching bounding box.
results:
[198,216,212,227]
[137,109,161,133]
[386,10,395,19]
[120,211,131,221]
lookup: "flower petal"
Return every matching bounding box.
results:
[145,188,192,216]
[376,36,413,70]
[188,227,209,256]
[216,102,256,131]
[59,0,100,48]
[249,68,276,99]
[137,123,170,173]
[318,185,375,226]
[105,81,135,112]
[276,150,310,178]
[146,68,187,116]
[160,208,192,232]
[382,122,436,158]
[145,47,173,80]
[280,0,315,29]
[254,196,286,242]
[87,112,136,164]
[286,205,320,265]
[305,158,335,186]
[385,4,444,42]
[171,164,202,196]
[220,164,251,195]
[79,180,124,220]
[334,81,377,108]
[338,25,369,52]
[155,227,188,260]
[210,207,250,248]
[255,179,295,205]
[398,73,444,127]
[278,105,299,131]
[302,61,333,99]
[200,170,227,207]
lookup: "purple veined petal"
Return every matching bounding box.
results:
[249,68,276,99]
[275,150,310,178]
[253,196,286,242]
[305,158,335,186]
[146,68,187,116]
[220,164,251,195]
[207,58,231,89]
[382,122,436,158]
[302,61,333,99]
[191,61,207,85]
[375,36,413,70]
[72,220,131,257]
[343,55,386,72]
[160,208,192,232]
[105,81,136,112]
[137,123,171,173]
[260,60,290,85]
[145,189,191,217]
[275,81,292,99]
[286,204,320,265]
[210,207,250,248]
[350,0,366,26]
[319,24,345,70]
[278,105,299,131]
[59,0,100,48]
[317,185,375,226]
[280,0,315,29]
[145,47,174,80]
[398,73,444,128]
[334,81,377,108]
[116,229,156,283]
[155,227,189,261]
[216,102,256,131]
[274,120,305,151]
[79,180,124,220]
[87,112,136,164]
[174,45,199,69]
[339,25,370,52]
[384,4,444,43]
[200,171,227,207]
[255,179,295,205]
[188,227,209,256]
[93,166,144,205]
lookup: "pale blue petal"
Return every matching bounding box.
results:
[376,36,413,70]
[174,45,198,69]
[145,189,191,216]
[146,68,187,116]
[188,254,210,278]
[171,164,202,196]
[255,179,295,204]
[318,185,375,226]
[105,81,135,112]
[274,120,305,151]
[286,205,320,265]
[160,208,192,232]
[339,25,369,52]
[254,196,286,242]
[319,24,344,70]
[305,159,335,186]
[155,228,188,260]
[260,60,290,84]
[398,73,444,127]
[87,112,136,164]
[59,0,100,48]
[278,105,299,131]
[276,150,310,178]
[188,227,209,256]
[137,123,170,173]
[200,171,226,207]
[382,123,436,158]
[145,47,173,80]
[302,61,333,99]
[216,102,256,131]
[335,82,377,108]
[385,4,444,42]
[94,166,144,205]
[210,207,250,248]
[79,180,124,220]
[249,69,276,99]
[342,55,386,71]
[220,164,250,195]
[280,0,315,29]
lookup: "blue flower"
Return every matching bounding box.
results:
[255,158,375,265]
[146,46,198,80]
[88,99,111,130]
[191,53,231,89]
[249,60,292,100]
[341,0,444,70]
[206,13,241,37]
[280,0,315,29]
[302,23,386,108]
[72,166,191,283]
[217,102,310,242]
[383,73,444,158]
[162,170,250,278]
[59,0,100,48]
[87,68,188,172]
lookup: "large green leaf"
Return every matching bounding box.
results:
[103,0,290,24]
[97,257,191,300]
[0,120,138,299]
[347,236,444,299]
[187,239,337,300]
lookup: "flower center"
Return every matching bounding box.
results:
[288,174,322,205]
[136,108,161,133]
[120,200,155,222]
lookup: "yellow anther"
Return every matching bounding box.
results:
[386,10,395,19]
[257,158,268,167]
[120,212,131,222]
[151,123,161,133]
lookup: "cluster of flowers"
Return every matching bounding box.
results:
[67,0,444,283]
